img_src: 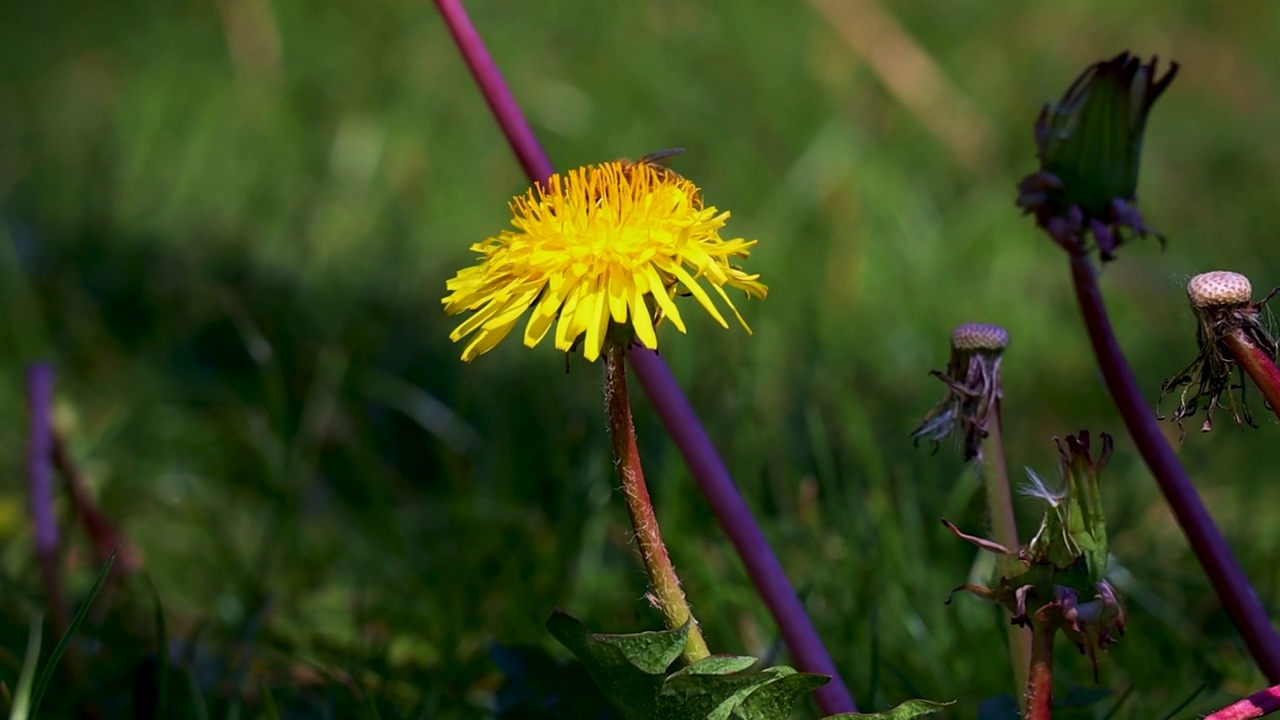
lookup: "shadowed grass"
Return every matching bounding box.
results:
[3,1,1280,717]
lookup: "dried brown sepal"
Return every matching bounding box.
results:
[942,520,1126,681]
[1159,272,1280,435]
[912,324,1009,460]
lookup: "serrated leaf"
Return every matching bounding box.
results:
[657,666,792,720]
[546,610,686,719]
[824,698,955,719]
[731,670,830,720]
[677,655,760,676]
[548,611,688,675]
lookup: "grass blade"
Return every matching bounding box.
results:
[260,681,281,720]
[8,615,43,720]
[29,549,116,715]
[150,577,171,720]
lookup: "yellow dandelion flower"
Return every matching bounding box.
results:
[442,159,767,362]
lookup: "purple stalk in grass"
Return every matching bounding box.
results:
[1018,52,1280,681]
[434,0,857,712]
[26,363,67,633]
[628,348,856,713]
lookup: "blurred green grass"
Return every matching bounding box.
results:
[4,0,1280,716]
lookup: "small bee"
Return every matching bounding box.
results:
[618,147,688,185]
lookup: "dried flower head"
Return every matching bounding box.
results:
[1017,52,1178,260]
[1160,271,1280,433]
[944,432,1123,679]
[912,323,1009,461]
[442,157,766,362]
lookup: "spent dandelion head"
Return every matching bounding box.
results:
[912,323,1010,461]
[442,154,767,362]
[944,431,1124,680]
[1159,271,1280,434]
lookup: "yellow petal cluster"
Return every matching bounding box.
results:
[442,160,766,362]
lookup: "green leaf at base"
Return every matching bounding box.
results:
[824,698,955,719]
[547,610,831,720]
[546,610,688,719]
[731,670,831,720]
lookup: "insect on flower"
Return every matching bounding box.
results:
[623,147,687,179]
[442,151,766,363]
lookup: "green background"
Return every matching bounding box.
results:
[3,0,1280,716]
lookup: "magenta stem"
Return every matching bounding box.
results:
[1068,253,1280,681]
[1206,684,1280,720]
[433,1,858,712]
[434,0,555,184]
[629,348,857,713]
[27,362,66,632]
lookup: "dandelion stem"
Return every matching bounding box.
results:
[26,363,67,635]
[603,345,709,663]
[1067,252,1280,681]
[434,0,857,709]
[1204,683,1280,720]
[434,0,555,184]
[1223,327,1280,423]
[629,347,858,713]
[1025,619,1055,720]
[981,407,1030,702]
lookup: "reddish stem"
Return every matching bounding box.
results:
[1068,253,1280,681]
[1024,619,1055,720]
[603,345,710,663]
[52,433,143,574]
[434,0,554,184]
[1206,685,1280,720]
[1223,327,1280,423]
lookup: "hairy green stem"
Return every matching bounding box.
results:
[981,406,1030,701]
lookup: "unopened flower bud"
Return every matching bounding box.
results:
[1017,52,1178,260]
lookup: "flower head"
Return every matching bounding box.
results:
[1160,271,1280,433]
[911,323,1009,461]
[1016,52,1178,260]
[442,158,767,362]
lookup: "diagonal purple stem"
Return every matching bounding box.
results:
[1068,254,1280,681]
[629,348,857,713]
[27,362,66,632]
[433,0,857,712]
[27,364,57,553]
[435,0,554,184]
